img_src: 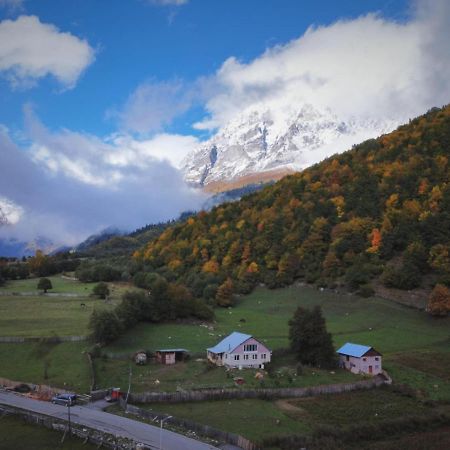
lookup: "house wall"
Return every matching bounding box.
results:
[207,351,224,366]
[164,352,176,365]
[340,354,382,375]
[223,337,271,369]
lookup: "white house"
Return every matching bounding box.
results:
[337,342,382,375]
[207,332,271,369]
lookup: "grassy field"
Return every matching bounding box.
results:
[0,295,115,337]
[102,284,450,398]
[0,276,133,337]
[289,388,432,426]
[138,387,439,443]
[2,275,132,299]
[139,398,309,441]
[107,284,450,353]
[0,341,92,392]
[94,352,357,393]
[0,415,96,450]
[2,281,449,400]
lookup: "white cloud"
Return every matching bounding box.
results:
[25,107,200,186]
[195,0,450,130]
[148,0,188,6]
[0,15,95,89]
[0,196,23,225]
[114,79,194,135]
[0,120,205,245]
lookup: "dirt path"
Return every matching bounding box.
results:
[275,398,306,415]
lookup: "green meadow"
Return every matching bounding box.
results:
[0,415,96,450]
[1,282,449,401]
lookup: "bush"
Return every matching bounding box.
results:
[381,261,421,290]
[37,277,52,293]
[356,284,375,298]
[89,309,123,344]
[92,282,110,299]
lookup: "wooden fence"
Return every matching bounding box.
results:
[121,399,259,450]
[0,335,86,343]
[130,374,387,404]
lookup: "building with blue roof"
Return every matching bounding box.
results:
[207,331,271,369]
[337,342,382,375]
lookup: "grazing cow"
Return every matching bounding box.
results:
[80,303,86,308]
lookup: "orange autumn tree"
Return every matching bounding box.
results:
[428,284,450,317]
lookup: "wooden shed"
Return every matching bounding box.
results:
[155,348,188,365]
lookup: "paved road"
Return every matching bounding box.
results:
[0,390,219,450]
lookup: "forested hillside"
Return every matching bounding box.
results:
[134,106,450,309]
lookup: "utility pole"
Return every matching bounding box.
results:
[159,416,172,450]
[67,401,72,435]
[125,363,132,405]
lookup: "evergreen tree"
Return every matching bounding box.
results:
[288,306,336,368]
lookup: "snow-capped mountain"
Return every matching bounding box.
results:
[182,104,399,188]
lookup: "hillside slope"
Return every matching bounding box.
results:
[136,106,450,300]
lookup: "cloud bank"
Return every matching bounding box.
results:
[0,15,95,89]
[0,115,204,246]
[194,0,450,131]
[2,0,450,249]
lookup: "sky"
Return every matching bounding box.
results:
[0,0,449,247]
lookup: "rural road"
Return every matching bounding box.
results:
[0,390,220,450]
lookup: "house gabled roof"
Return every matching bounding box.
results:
[207,331,252,354]
[336,342,378,358]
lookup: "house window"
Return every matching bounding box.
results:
[375,365,379,369]
[234,355,240,361]
[346,355,349,361]
[261,354,266,359]
[244,354,249,360]
[375,357,379,361]
[252,354,258,360]
[225,354,227,359]
[244,344,257,352]
[363,358,367,361]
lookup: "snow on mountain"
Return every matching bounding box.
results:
[182,104,398,187]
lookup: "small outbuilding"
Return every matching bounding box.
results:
[207,331,271,369]
[155,348,188,365]
[337,342,382,375]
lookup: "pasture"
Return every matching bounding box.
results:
[0,295,114,337]
[103,284,450,398]
[0,276,129,337]
[137,387,441,443]
[0,341,92,392]
[107,284,450,354]
[2,275,131,299]
[0,415,96,450]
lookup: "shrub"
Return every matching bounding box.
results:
[37,277,52,293]
[356,284,375,298]
[92,282,110,299]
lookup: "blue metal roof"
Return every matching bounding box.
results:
[207,332,251,354]
[337,342,372,358]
